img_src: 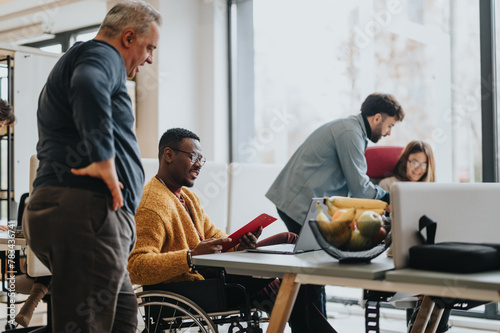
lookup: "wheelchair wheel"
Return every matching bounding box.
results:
[136,290,218,333]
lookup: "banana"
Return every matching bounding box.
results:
[324,197,340,216]
[326,196,387,210]
[315,201,330,222]
[332,207,356,223]
[353,208,385,221]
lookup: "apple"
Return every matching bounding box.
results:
[349,220,356,231]
[371,227,387,245]
[357,211,383,238]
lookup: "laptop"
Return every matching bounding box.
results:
[391,182,500,269]
[246,198,325,254]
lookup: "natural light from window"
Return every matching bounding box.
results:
[237,0,481,183]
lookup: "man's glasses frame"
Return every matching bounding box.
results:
[169,147,206,166]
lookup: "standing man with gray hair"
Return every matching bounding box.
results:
[24,1,161,332]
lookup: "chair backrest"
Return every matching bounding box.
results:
[227,163,288,238]
[365,146,404,184]
[27,155,52,277]
[141,158,159,184]
[29,154,39,196]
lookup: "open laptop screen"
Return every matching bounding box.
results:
[247,198,325,254]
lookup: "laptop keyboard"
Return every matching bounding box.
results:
[251,243,296,253]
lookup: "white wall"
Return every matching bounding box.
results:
[10,48,59,202]
[5,0,231,201]
[144,0,229,162]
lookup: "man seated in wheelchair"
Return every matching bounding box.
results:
[128,128,337,333]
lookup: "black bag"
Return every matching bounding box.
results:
[409,216,500,273]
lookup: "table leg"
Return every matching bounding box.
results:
[267,273,300,333]
[410,296,435,333]
[424,305,444,333]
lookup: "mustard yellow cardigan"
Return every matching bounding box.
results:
[128,177,226,285]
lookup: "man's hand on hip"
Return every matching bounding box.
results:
[71,157,124,210]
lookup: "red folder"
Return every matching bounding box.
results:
[221,213,277,252]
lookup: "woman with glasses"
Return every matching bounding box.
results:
[379,141,450,332]
[378,140,435,192]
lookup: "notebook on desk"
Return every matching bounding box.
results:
[246,198,324,254]
[390,182,500,270]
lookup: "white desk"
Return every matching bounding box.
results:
[192,250,500,333]
[384,268,500,302]
[193,250,394,333]
[0,233,27,250]
[194,249,393,279]
[0,220,26,250]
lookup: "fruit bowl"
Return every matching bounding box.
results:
[309,220,391,263]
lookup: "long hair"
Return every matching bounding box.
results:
[393,140,435,182]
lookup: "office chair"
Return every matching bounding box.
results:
[8,193,51,333]
[7,155,52,332]
[365,146,404,185]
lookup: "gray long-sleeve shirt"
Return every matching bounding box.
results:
[266,113,388,225]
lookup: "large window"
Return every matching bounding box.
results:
[23,25,99,54]
[231,0,481,183]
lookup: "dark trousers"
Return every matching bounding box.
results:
[277,208,302,235]
[24,187,137,333]
[224,232,336,333]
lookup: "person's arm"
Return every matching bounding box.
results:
[378,177,394,192]
[128,208,195,285]
[187,191,227,240]
[235,227,262,250]
[71,158,123,210]
[335,129,388,201]
[185,191,258,251]
[67,59,123,210]
[191,238,232,255]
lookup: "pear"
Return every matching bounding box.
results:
[357,210,383,238]
[344,229,372,251]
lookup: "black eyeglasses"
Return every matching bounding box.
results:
[169,147,206,166]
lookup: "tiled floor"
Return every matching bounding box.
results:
[325,301,500,333]
[258,302,500,333]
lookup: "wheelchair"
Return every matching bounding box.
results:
[135,268,269,333]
